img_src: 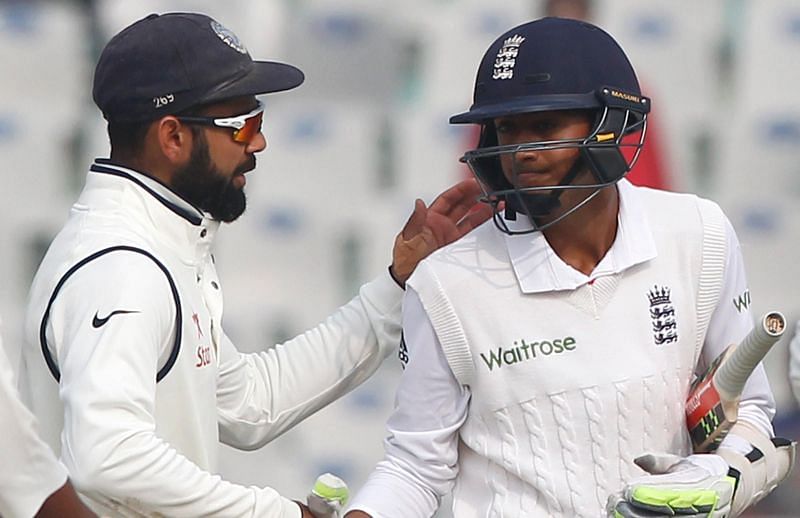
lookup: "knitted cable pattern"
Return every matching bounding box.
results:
[664,368,684,453]
[471,413,509,518]
[487,456,509,518]
[582,386,612,510]
[642,375,657,449]
[521,399,561,515]
[551,392,589,517]
[615,380,635,481]
[495,408,521,477]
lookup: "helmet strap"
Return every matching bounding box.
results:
[505,153,588,224]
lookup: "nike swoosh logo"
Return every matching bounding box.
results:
[92,310,141,328]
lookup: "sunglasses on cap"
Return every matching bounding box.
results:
[177,101,264,144]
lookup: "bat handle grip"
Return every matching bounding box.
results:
[714,311,785,399]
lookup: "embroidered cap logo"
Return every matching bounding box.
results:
[493,34,525,80]
[210,20,248,54]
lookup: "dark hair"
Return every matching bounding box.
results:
[108,120,151,159]
[108,116,205,160]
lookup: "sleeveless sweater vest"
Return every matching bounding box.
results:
[407,188,726,517]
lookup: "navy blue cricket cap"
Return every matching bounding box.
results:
[450,17,642,124]
[93,12,304,123]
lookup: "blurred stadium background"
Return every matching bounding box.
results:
[0,0,798,515]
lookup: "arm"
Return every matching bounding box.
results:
[701,215,775,440]
[218,179,491,448]
[345,288,470,518]
[217,272,403,448]
[700,216,793,515]
[0,332,91,518]
[789,320,800,406]
[52,254,301,517]
[36,481,96,518]
[611,214,792,517]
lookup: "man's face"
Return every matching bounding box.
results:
[494,110,593,191]
[171,97,265,222]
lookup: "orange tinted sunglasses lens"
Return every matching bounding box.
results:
[233,111,263,143]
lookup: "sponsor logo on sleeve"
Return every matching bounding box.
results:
[733,289,751,313]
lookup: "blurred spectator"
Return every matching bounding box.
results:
[543,0,595,20]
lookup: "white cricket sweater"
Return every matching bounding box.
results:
[408,187,726,517]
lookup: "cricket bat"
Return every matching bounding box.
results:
[686,311,786,453]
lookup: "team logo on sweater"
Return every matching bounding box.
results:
[648,285,677,345]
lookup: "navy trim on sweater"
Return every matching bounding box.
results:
[91,160,203,226]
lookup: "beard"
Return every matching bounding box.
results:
[171,132,253,223]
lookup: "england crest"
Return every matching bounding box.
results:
[648,285,677,345]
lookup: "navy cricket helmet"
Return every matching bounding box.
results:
[451,17,651,234]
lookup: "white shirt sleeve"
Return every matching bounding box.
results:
[348,287,470,518]
[51,253,301,517]
[790,320,800,406]
[0,321,68,518]
[700,216,776,442]
[216,271,404,449]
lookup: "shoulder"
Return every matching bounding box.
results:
[62,248,176,304]
[428,218,501,262]
[408,218,507,292]
[627,183,727,235]
[36,247,177,325]
[628,183,724,213]
[629,183,698,209]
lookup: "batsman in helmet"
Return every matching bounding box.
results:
[346,17,794,518]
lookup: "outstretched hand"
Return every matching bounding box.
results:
[390,178,492,285]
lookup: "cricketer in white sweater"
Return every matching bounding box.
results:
[349,180,777,517]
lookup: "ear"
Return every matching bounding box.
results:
[155,116,194,166]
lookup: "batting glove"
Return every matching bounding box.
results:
[607,453,736,517]
[306,473,350,518]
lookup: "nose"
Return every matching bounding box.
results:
[513,145,539,164]
[246,131,267,153]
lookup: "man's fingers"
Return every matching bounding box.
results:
[428,178,482,219]
[455,203,493,236]
[401,199,427,239]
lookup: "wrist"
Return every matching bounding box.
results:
[388,264,406,289]
[294,501,313,518]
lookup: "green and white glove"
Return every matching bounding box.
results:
[306,473,349,518]
[607,453,736,517]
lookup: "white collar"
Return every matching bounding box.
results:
[503,179,657,293]
[90,159,206,224]
[87,159,220,264]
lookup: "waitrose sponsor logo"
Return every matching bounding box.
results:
[479,336,577,371]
